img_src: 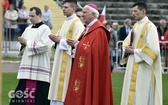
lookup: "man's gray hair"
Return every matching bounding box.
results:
[124,18,131,24]
[84,5,99,18]
[160,19,166,24]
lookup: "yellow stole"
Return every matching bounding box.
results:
[128,20,151,105]
[57,19,80,101]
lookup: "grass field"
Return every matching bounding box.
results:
[2,73,168,105]
[2,57,21,61]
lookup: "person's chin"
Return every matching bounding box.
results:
[133,17,137,20]
[31,21,34,24]
[63,12,66,16]
[83,20,86,23]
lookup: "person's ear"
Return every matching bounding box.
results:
[142,9,146,14]
[39,14,42,17]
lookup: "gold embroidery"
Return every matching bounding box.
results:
[140,34,143,38]
[142,46,157,61]
[73,79,81,92]
[83,41,90,49]
[78,56,85,69]
[57,19,80,101]
[68,29,72,35]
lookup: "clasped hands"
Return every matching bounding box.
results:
[125,46,134,54]
[18,36,26,45]
[49,34,77,47]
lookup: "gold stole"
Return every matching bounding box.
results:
[127,20,151,105]
[57,19,80,101]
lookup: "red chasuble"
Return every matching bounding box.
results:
[65,20,113,105]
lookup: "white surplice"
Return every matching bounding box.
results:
[17,24,52,83]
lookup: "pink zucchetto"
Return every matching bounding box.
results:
[87,3,98,10]
[85,3,99,18]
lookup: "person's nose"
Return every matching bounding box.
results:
[29,16,32,20]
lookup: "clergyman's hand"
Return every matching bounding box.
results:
[125,46,134,54]
[67,39,78,47]
[49,34,62,43]
[18,37,27,45]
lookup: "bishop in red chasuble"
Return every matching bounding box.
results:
[64,3,113,105]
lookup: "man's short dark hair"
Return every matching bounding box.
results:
[132,1,147,12]
[62,0,77,7]
[30,7,42,16]
[75,8,82,12]
[105,22,112,27]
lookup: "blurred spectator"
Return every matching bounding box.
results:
[75,7,84,24]
[112,22,120,39]
[119,18,132,40]
[4,4,18,40]
[112,22,122,66]
[9,0,23,10]
[75,8,84,24]
[157,19,168,72]
[119,19,132,67]
[105,21,118,71]
[102,20,107,26]
[3,0,9,13]
[18,5,29,35]
[42,5,53,30]
[157,19,167,37]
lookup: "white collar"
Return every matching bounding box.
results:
[137,16,149,24]
[86,19,98,29]
[66,13,76,20]
[125,25,129,28]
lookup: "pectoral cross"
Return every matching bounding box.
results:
[83,41,90,49]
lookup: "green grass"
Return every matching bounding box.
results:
[162,74,168,105]
[2,57,54,62]
[2,73,18,105]
[2,57,21,61]
[2,73,168,105]
[112,73,125,105]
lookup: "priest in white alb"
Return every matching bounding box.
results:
[120,1,162,105]
[48,0,85,105]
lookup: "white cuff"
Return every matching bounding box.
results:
[134,49,143,63]
[72,41,79,58]
[59,39,68,50]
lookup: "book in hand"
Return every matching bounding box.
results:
[120,51,129,65]
[18,44,26,56]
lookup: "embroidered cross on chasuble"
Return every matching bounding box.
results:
[65,20,113,105]
[83,41,90,49]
